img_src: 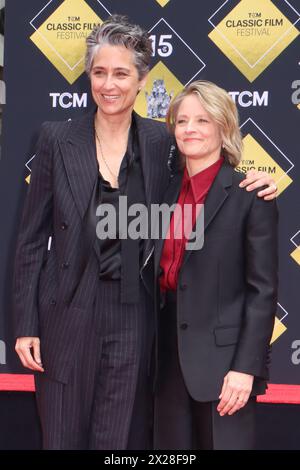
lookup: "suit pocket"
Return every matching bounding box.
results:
[214,325,240,346]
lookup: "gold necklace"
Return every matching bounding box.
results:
[94,127,119,187]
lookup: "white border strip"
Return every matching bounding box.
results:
[290,229,300,248]
[278,302,289,322]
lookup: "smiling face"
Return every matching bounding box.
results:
[90,44,147,118]
[174,94,222,165]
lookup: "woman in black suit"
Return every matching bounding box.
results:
[13,15,174,450]
[154,81,278,450]
[13,15,277,449]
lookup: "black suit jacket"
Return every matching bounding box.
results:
[154,161,278,402]
[13,110,172,384]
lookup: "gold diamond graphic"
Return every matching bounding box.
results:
[26,175,31,185]
[134,61,183,120]
[209,0,299,82]
[291,246,300,265]
[155,0,170,6]
[239,134,293,196]
[270,316,287,344]
[297,103,300,110]
[30,0,102,84]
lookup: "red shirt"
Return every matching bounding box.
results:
[160,158,224,291]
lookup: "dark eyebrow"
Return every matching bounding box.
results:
[91,66,131,73]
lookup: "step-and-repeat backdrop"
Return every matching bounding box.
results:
[0,0,299,401]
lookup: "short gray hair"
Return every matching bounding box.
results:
[85,15,152,79]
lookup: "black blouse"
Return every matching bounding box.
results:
[95,120,146,302]
[97,177,122,280]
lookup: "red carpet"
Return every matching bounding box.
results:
[0,374,300,403]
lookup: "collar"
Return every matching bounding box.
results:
[184,157,224,202]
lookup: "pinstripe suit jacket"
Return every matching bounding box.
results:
[13,110,172,384]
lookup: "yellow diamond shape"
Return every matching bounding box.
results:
[26,175,31,185]
[297,103,300,110]
[30,0,102,84]
[155,0,170,6]
[134,61,183,120]
[291,247,300,265]
[270,316,287,344]
[209,0,299,82]
[239,134,293,196]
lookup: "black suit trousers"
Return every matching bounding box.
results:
[154,295,256,450]
[35,280,153,450]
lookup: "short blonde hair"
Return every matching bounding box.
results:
[166,80,243,167]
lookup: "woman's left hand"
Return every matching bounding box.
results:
[239,169,277,200]
[217,370,254,416]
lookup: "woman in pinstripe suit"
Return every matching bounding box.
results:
[13,16,277,450]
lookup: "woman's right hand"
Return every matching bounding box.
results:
[15,337,44,372]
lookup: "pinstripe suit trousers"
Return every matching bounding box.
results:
[35,280,153,450]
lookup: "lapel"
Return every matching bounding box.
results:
[59,110,174,268]
[181,161,233,268]
[134,112,172,266]
[58,109,98,220]
[154,170,184,277]
[134,112,164,209]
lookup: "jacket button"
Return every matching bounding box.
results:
[180,323,188,330]
[180,284,187,291]
[61,222,68,230]
[61,262,69,269]
[50,299,56,306]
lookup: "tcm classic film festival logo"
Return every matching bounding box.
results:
[208,0,299,82]
[209,0,296,203]
[208,1,297,201]
[209,0,297,200]
[29,0,110,84]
